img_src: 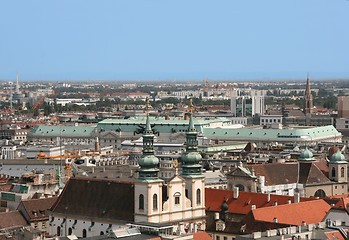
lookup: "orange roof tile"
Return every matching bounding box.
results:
[251,199,330,225]
[324,230,348,240]
[333,197,349,212]
[205,188,312,215]
[192,231,213,240]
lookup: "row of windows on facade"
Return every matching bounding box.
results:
[56,227,106,237]
[138,189,202,210]
[261,118,281,123]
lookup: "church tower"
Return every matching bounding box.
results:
[303,73,313,115]
[329,149,348,183]
[180,99,206,223]
[134,99,164,223]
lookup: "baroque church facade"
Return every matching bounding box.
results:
[134,100,206,231]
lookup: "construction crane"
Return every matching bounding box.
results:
[32,96,45,110]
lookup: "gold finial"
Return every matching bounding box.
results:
[190,99,193,114]
[146,99,150,116]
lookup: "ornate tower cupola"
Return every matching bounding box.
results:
[298,147,316,161]
[180,99,203,177]
[136,100,160,181]
[329,149,347,182]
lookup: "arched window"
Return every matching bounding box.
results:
[174,192,181,205]
[196,189,201,205]
[83,229,87,238]
[139,194,144,210]
[57,226,61,236]
[68,227,72,235]
[153,194,158,210]
[332,167,336,178]
[314,189,326,197]
[341,167,345,178]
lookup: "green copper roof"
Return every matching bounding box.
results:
[202,125,340,141]
[299,147,316,161]
[29,125,96,137]
[180,112,203,178]
[97,117,232,133]
[330,149,347,164]
[137,111,162,182]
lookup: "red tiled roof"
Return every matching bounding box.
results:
[205,188,312,215]
[324,230,348,240]
[251,199,330,225]
[18,197,57,222]
[0,211,28,230]
[192,231,213,240]
[0,185,12,192]
[333,197,349,212]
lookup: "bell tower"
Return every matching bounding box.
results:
[180,99,206,221]
[134,99,163,223]
[329,149,348,183]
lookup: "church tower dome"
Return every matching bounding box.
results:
[330,149,347,164]
[136,99,160,181]
[180,99,203,177]
[298,147,315,161]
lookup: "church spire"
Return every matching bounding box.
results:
[180,99,203,178]
[303,72,313,115]
[136,99,160,182]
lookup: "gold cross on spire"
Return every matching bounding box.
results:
[146,99,150,116]
[190,99,193,115]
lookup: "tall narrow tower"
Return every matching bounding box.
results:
[15,70,20,93]
[134,99,163,223]
[180,99,206,222]
[303,73,313,115]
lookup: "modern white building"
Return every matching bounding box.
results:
[231,89,265,117]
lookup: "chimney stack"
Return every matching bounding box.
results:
[234,187,239,199]
[294,192,300,203]
[95,137,100,152]
[267,193,271,203]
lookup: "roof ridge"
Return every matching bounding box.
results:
[70,177,133,184]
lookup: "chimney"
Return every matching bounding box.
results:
[267,193,271,203]
[165,115,170,120]
[294,192,300,203]
[214,212,219,220]
[95,137,100,152]
[184,115,189,120]
[287,200,291,204]
[251,204,256,210]
[234,187,239,199]
[273,201,277,206]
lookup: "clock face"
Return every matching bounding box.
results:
[173,159,178,168]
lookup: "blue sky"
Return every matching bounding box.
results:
[0,0,348,80]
